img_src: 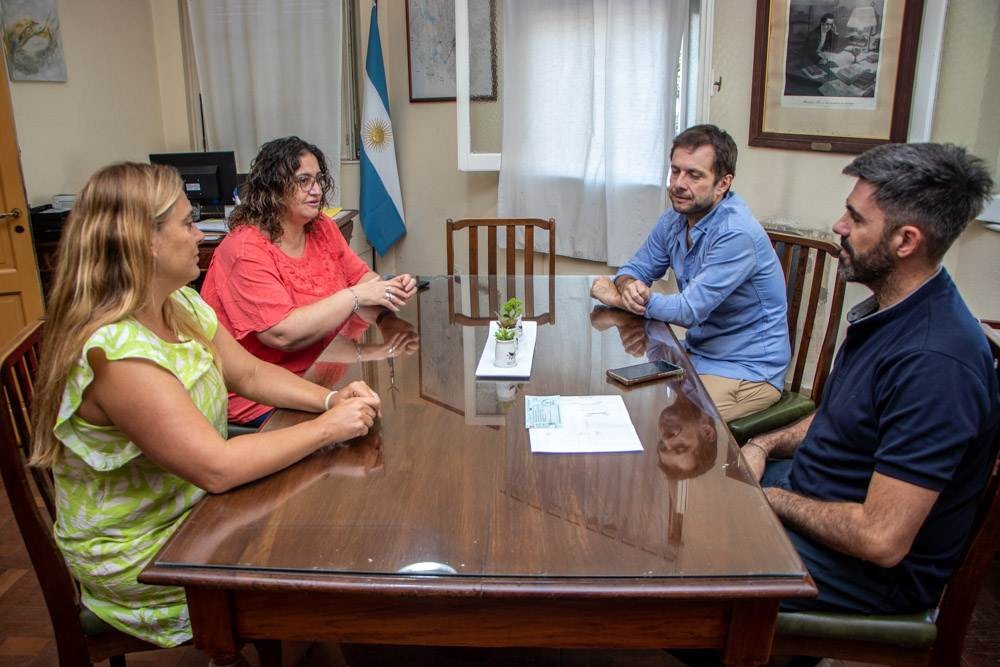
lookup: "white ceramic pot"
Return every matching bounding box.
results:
[494,338,517,367]
[496,382,518,401]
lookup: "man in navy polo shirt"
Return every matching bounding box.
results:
[742,142,999,614]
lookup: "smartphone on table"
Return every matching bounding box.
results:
[606,360,684,386]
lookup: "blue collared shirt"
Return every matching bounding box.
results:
[614,191,790,389]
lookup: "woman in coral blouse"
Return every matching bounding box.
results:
[202,136,417,425]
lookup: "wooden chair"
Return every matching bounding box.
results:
[772,324,1000,666]
[0,319,161,666]
[445,217,556,325]
[728,231,846,443]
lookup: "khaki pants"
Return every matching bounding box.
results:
[699,374,781,422]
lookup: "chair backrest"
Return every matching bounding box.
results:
[446,217,556,277]
[768,231,846,403]
[929,324,1000,664]
[446,218,557,326]
[0,319,95,662]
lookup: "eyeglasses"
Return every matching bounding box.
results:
[293,172,332,192]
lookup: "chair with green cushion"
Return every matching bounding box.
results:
[771,324,1000,666]
[728,231,846,443]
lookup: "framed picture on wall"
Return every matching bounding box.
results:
[748,0,924,154]
[0,0,67,82]
[405,0,498,102]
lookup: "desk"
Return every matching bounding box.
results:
[141,276,814,666]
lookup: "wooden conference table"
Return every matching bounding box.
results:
[141,276,815,666]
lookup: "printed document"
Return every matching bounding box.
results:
[528,395,643,454]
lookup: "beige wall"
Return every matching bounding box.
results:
[9,1,999,317]
[149,0,194,152]
[931,0,1000,320]
[10,0,166,206]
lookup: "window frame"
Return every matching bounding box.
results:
[341,0,362,162]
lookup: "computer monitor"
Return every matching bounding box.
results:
[149,151,238,216]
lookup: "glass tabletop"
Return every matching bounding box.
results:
[153,276,806,581]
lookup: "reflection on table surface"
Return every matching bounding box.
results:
[153,276,804,582]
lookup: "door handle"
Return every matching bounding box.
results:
[0,208,22,220]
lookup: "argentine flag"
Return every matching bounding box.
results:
[360,2,406,256]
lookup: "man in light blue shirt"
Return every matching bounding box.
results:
[591,125,789,420]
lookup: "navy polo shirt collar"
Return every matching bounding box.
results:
[846,267,945,328]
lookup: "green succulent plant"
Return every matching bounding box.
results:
[496,311,518,328]
[494,326,516,342]
[501,297,524,318]
[496,297,524,329]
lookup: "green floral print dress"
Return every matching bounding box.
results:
[51,287,227,647]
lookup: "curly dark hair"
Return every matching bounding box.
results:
[228,136,334,243]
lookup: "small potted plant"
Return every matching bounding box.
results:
[500,297,525,341]
[496,307,518,331]
[493,326,517,367]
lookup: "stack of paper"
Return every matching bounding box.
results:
[196,219,229,234]
[51,194,76,211]
[526,395,643,454]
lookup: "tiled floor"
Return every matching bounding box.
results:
[1,477,996,666]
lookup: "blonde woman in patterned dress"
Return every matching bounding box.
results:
[29,162,381,648]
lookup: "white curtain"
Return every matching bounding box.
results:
[497,0,688,265]
[186,0,342,202]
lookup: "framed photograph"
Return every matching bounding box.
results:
[748,0,924,154]
[405,0,497,103]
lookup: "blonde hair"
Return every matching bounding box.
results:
[30,162,217,467]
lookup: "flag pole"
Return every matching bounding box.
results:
[369,0,377,276]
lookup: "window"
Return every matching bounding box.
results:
[181,0,361,167]
[456,0,714,173]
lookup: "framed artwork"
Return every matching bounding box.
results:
[748,0,924,154]
[405,0,497,102]
[0,0,66,82]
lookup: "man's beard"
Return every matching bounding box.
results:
[838,234,895,285]
[670,190,715,218]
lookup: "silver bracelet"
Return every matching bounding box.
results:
[323,390,337,411]
[348,287,360,313]
[744,440,769,458]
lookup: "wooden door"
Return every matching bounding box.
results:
[0,55,44,346]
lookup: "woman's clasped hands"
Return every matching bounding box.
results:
[351,274,418,313]
[321,380,383,442]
